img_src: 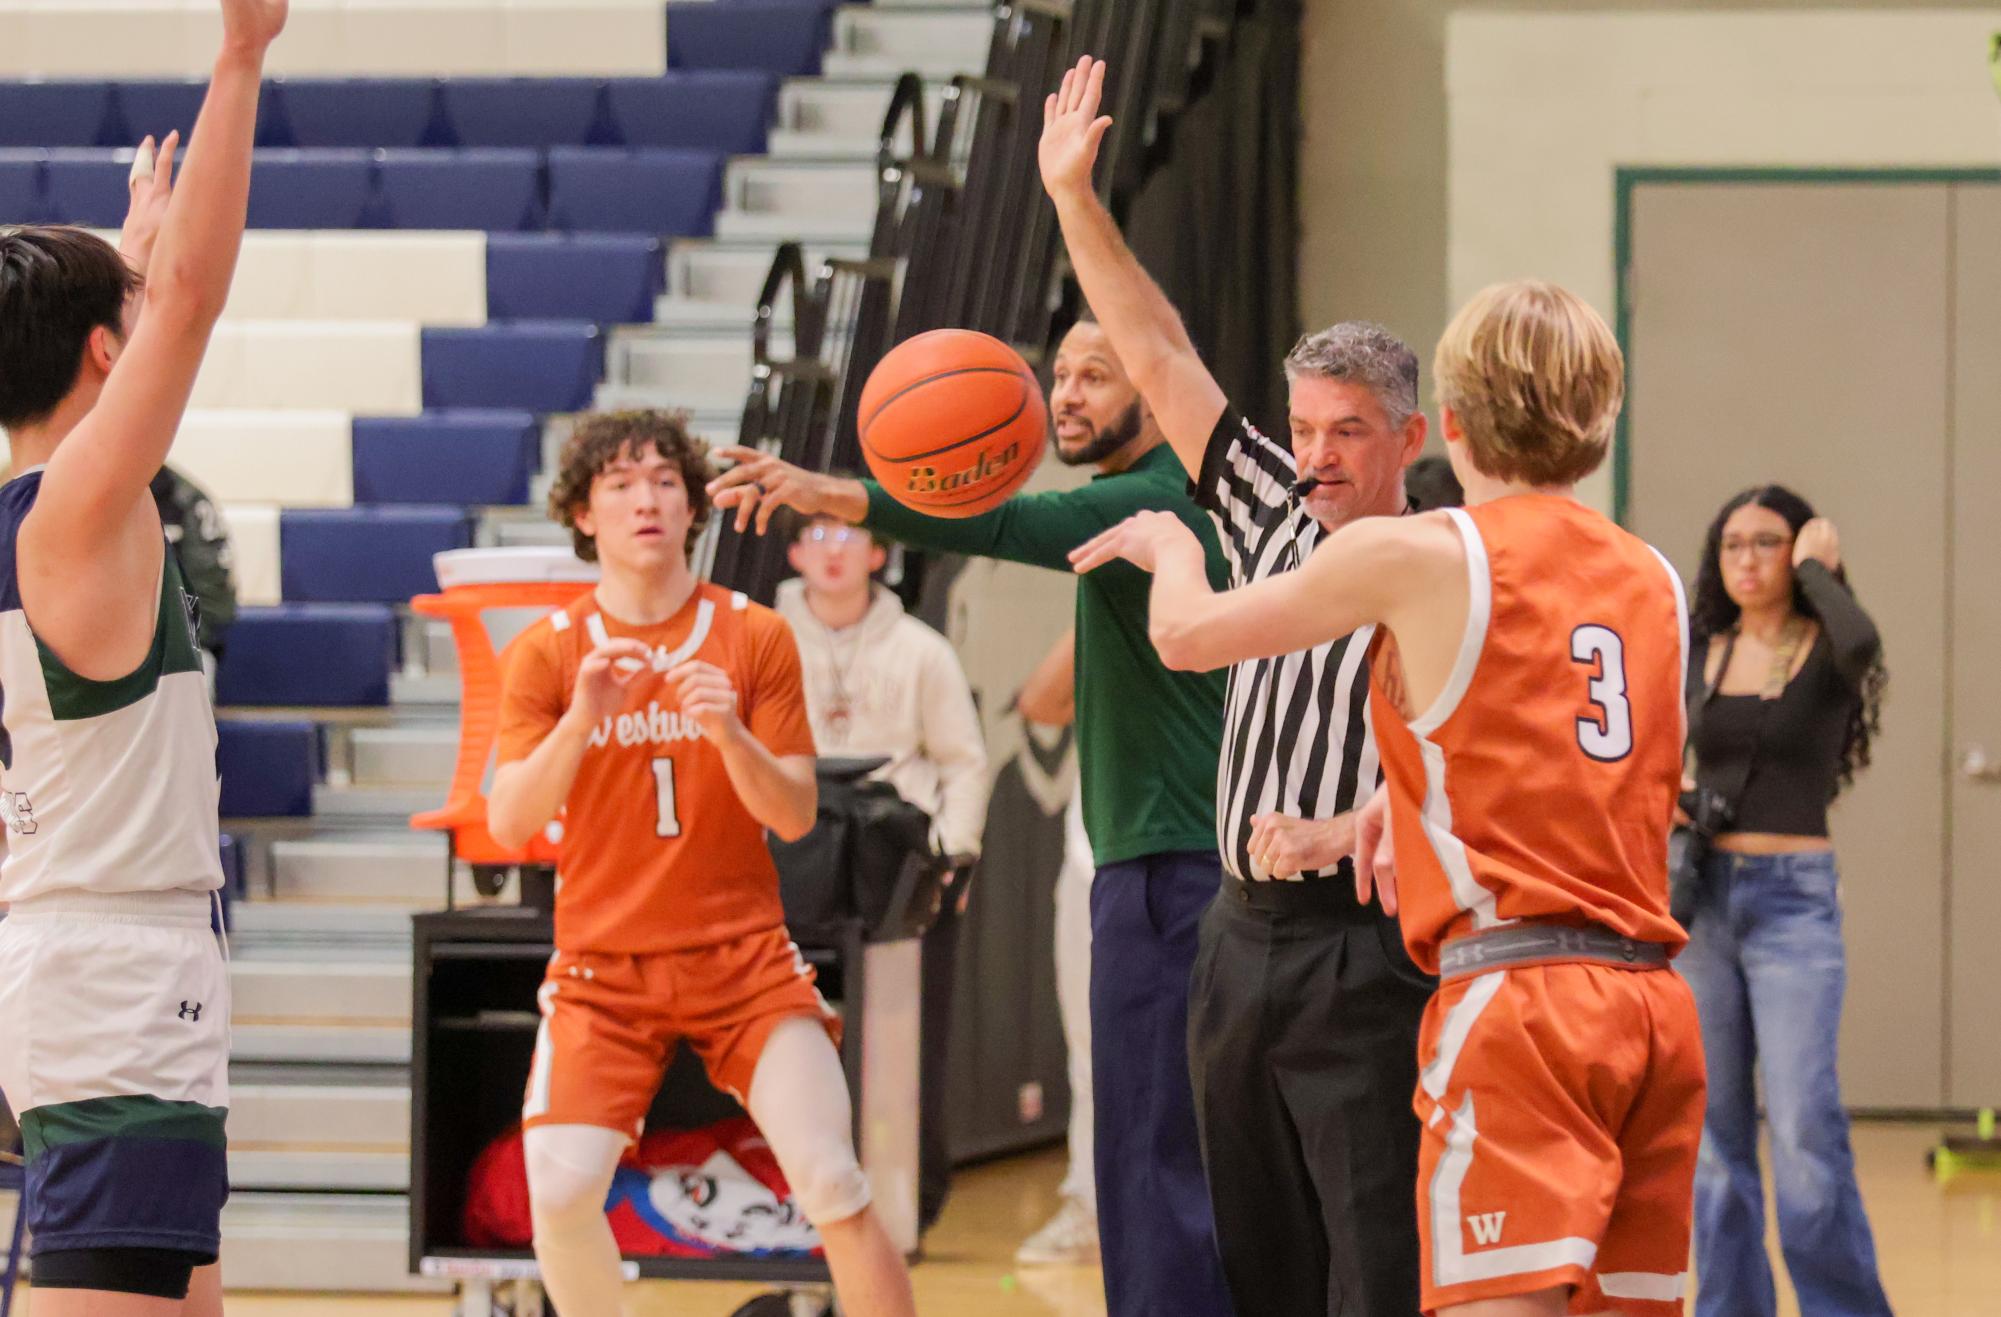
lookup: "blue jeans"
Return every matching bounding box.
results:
[1678,850,1892,1317]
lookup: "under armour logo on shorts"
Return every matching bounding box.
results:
[179,1001,204,1022]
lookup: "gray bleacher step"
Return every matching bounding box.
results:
[221,1193,446,1293]
[779,76,948,140]
[725,157,882,224]
[272,836,447,902]
[350,724,460,788]
[765,130,880,162]
[230,1148,408,1192]
[230,899,418,945]
[232,958,412,1023]
[590,386,744,440]
[666,236,870,306]
[712,209,875,243]
[231,1078,410,1146]
[832,4,994,68]
[420,617,458,675]
[605,327,767,408]
[389,670,463,708]
[231,1021,411,1064]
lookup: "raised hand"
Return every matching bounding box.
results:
[119,132,180,275]
[706,446,856,535]
[1039,56,1114,202]
[219,0,289,51]
[567,638,653,730]
[1792,518,1841,571]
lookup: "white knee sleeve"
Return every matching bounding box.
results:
[747,1016,872,1226]
[524,1125,629,1317]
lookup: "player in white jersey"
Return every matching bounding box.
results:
[0,1,287,1310]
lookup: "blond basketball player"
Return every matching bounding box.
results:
[487,411,915,1316]
[1072,281,1706,1316]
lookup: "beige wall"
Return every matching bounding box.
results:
[1298,0,2000,471]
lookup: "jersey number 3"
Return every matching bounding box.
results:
[1570,625,1633,762]
[651,758,683,837]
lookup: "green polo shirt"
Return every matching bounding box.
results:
[862,443,1228,867]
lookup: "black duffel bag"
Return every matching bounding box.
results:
[772,756,947,945]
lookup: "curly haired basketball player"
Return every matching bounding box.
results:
[1074,280,1707,1317]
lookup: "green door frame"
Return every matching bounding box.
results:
[1611,166,2001,524]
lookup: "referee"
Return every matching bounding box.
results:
[1041,58,1433,1315]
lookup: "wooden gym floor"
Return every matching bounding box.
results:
[7,1123,1999,1314]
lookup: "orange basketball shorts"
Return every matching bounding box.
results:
[522,925,840,1137]
[1413,961,1706,1315]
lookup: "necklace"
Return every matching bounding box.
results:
[809,606,866,744]
[1745,614,1808,700]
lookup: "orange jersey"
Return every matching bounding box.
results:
[496,582,817,954]
[1370,497,1688,974]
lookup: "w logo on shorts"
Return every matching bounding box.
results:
[178,1001,203,1022]
[1466,1211,1507,1245]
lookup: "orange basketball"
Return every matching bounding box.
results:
[857,329,1047,518]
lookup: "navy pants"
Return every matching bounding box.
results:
[1090,850,1234,1317]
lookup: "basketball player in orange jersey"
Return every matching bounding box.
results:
[486,411,916,1317]
[1072,281,1706,1316]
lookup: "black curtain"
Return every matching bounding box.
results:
[1122,0,1302,432]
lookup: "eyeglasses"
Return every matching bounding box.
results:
[1720,534,1791,560]
[803,526,865,546]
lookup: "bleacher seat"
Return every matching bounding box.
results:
[217,604,398,707]
[279,506,473,604]
[422,323,603,412]
[193,323,423,414]
[227,233,487,325]
[273,77,441,148]
[175,411,355,507]
[0,81,115,147]
[545,146,722,236]
[604,71,775,154]
[0,152,42,222]
[440,78,605,148]
[351,411,542,507]
[118,78,212,146]
[666,0,833,78]
[246,149,374,229]
[219,505,282,605]
[485,233,661,324]
[41,148,129,227]
[217,720,319,818]
[376,148,543,230]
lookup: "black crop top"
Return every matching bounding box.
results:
[1687,561,1881,838]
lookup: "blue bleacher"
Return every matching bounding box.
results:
[486,233,662,323]
[0,81,114,147]
[0,153,41,221]
[280,506,473,604]
[275,78,441,149]
[351,411,542,506]
[604,72,774,154]
[440,78,607,149]
[218,604,399,708]
[116,79,212,147]
[375,148,544,230]
[248,149,374,229]
[666,0,835,77]
[546,146,721,236]
[422,323,604,412]
[217,720,320,818]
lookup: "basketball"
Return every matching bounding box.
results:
[857,328,1047,518]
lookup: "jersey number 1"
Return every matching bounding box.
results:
[1570,626,1633,762]
[651,758,682,837]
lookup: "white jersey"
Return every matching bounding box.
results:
[0,469,223,903]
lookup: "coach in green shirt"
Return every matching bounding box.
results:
[711,316,1235,1317]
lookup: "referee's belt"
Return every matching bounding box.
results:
[1438,920,1670,981]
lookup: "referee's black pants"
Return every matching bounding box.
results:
[1189,876,1435,1316]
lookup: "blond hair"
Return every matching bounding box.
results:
[1432,280,1624,487]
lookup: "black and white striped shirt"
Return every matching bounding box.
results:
[1193,409,1380,884]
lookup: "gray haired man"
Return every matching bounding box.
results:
[1040,56,1434,1315]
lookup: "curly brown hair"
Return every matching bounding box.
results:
[547,410,712,563]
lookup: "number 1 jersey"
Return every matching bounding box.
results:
[497,583,817,954]
[1368,497,1690,975]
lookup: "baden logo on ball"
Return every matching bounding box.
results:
[858,328,1048,519]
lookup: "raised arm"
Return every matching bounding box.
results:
[1040,57,1226,479]
[32,0,286,543]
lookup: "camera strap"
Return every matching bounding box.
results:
[1693,620,1804,816]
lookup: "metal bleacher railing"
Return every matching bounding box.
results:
[703,0,1238,602]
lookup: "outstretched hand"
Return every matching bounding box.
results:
[707,446,847,536]
[1067,509,1198,575]
[119,132,179,275]
[219,0,289,52]
[1039,56,1114,201]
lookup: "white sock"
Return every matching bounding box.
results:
[525,1123,630,1317]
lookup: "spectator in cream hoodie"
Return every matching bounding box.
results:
[776,510,990,1230]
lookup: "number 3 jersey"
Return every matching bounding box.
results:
[1368,497,1689,975]
[496,582,817,954]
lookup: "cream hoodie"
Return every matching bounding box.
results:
[775,579,991,858]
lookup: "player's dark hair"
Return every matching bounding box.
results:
[0,227,141,430]
[548,410,711,563]
[1690,483,1886,791]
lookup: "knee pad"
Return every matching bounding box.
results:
[524,1125,624,1230]
[783,1135,872,1226]
[31,1247,205,1299]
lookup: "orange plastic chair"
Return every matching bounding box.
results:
[410,548,597,868]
